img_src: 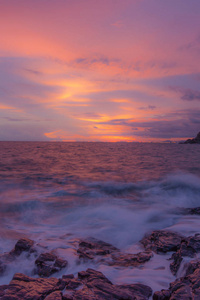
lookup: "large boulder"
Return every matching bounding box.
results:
[35,252,68,277]
[0,238,35,277]
[140,230,184,253]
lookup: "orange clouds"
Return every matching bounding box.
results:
[0,1,200,141]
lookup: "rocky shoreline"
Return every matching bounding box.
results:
[1,208,200,299]
[180,132,200,144]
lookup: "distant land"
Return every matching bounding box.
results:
[180,132,200,144]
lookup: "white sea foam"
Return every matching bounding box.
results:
[0,171,200,296]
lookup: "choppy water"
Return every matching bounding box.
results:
[0,141,200,294]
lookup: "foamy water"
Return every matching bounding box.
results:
[0,141,200,295]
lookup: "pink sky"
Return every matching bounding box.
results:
[0,0,200,141]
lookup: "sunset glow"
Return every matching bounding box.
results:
[1,0,200,141]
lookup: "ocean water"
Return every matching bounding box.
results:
[0,141,200,294]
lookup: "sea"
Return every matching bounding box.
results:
[0,141,200,294]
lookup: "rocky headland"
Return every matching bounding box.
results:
[2,208,200,299]
[181,131,200,144]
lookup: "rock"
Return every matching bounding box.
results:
[0,268,152,300]
[182,132,200,144]
[140,230,184,253]
[44,290,62,300]
[77,237,153,268]
[0,238,35,277]
[188,207,200,215]
[110,251,153,267]
[0,285,8,298]
[11,238,35,256]
[170,234,200,275]
[0,273,61,299]
[75,268,152,300]
[77,237,118,260]
[153,259,200,300]
[35,252,68,277]
[153,289,171,300]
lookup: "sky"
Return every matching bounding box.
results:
[0,0,200,142]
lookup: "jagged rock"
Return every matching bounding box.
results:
[170,234,200,275]
[182,132,200,144]
[188,207,200,215]
[153,289,171,300]
[77,237,118,260]
[11,238,35,256]
[74,268,152,300]
[0,285,8,297]
[78,237,153,268]
[153,259,200,300]
[44,290,62,300]
[35,252,68,277]
[0,238,35,277]
[110,251,153,267]
[0,273,61,299]
[140,230,184,253]
[0,268,152,300]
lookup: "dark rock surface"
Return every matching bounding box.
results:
[187,207,200,215]
[78,237,153,268]
[0,273,61,299]
[110,251,153,267]
[182,131,200,144]
[140,230,184,254]
[170,234,200,275]
[11,238,35,256]
[67,268,152,300]
[35,252,68,277]
[0,238,35,276]
[77,237,118,260]
[0,268,152,300]
[153,260,200,300]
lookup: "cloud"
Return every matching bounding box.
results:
[139,105,156,110]
[71,55,121,69]
[171,86,200,101]
[179,34,200,53]
[99,109,200,139]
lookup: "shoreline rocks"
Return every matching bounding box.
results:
[0,269,153,300]
[153,260,200,299]
[3,229,200,299]
[180,131,200,144]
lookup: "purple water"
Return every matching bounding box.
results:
[0,141,200,294]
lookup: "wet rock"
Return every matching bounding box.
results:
[170,234,200,275]
[0,285,8,297]
[77,237,118,260]
[35,252,68,277]
[110,251,153,267]
[44,290,62,300]
[78,237,153,268]
[0,273,61,299]
[140,230,184,253]
[188,207,200,215]
[0,238,35,277]
[11,238,35,256]
[0,268,152,300]
[154,259,200,300]
[75,268,152,300]
[153,289,171,300]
